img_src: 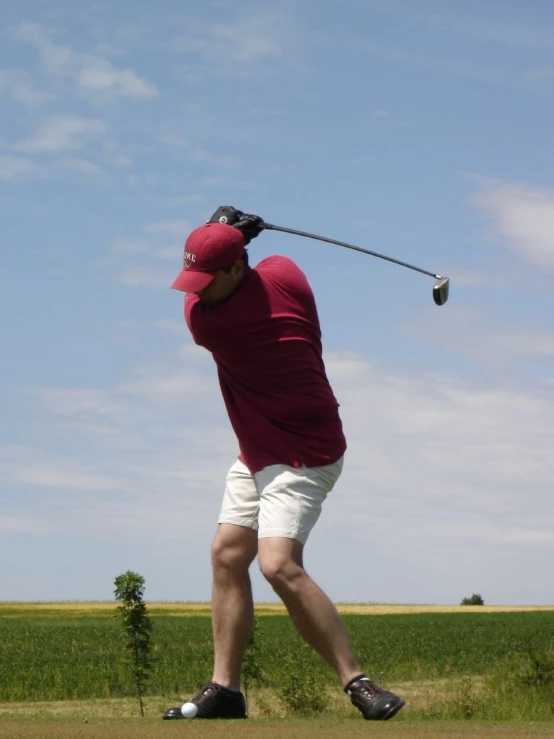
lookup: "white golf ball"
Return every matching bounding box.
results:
[180,702,198,718]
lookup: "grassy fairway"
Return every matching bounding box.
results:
[0,717,553,739]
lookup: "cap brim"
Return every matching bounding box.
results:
[171,270,216,293]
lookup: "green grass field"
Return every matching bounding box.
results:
[1,602,553,737]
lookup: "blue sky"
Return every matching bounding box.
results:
[1,0,553,605]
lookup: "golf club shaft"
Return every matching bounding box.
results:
[263,223,442,280]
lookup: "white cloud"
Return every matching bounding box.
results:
[0,515,54,534]
[524,67,554,85]
[13,22,158,101]
[159,134,234,168]
[358,1,554,52]
[172,8,304,79]
[119,368,209,402]
[55,158,106,178]
[14,22,73,73]
[112,238,151,255]
[325,35,522,90]
[213,23,282,63]
[0,69,53,104]
[145,219,191,238]
[0,446,132,492]
[152,245,183,260]
[118,263,174,288]
[3,338,554,601]
[112,224,185,269]
[32,387,144,450]
[367,108,410,128]
[16,114,106,152]
[113,155,132,168]
[0,155,47,181]
[201,176,254,189]
[324,353,553,543]
[113,318,187,346]
[126,173,157,186]
[0,154,104,182]
[436,266,495,287]
[176,17,280,64]
[404,306,554,366]
[118,346,215,404]
[491,326,554,357]
[110,220,189,286]
[77,60,158,98]
[155,318,187,335]
[18,466,126,491]
[28,348,554,533]
[470,179,554,270]
[37,388,125,418]
[165,194,207,206]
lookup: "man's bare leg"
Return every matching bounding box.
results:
[210,523,258,691]
[258,536,362,687]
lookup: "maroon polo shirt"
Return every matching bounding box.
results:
[184,255,346,474]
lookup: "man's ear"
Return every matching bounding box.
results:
[233,259,245,279]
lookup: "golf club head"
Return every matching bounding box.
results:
[433,277,449,306]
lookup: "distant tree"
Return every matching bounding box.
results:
[461,593,485,606]
[114,571,153,716]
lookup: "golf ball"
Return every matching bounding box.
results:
[181,702,198,718]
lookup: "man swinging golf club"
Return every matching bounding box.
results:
[163,206,405,722]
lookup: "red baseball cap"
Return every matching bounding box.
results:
[171,223,245,293]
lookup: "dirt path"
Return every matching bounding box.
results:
[0,720,552,739]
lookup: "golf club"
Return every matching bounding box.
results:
[262,223,450,306]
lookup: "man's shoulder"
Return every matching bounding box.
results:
[255,255,305,279]
[253,255,313,303]
[256,254,298,268]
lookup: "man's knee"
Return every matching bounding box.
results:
[259,556,304,592]
[211,524,258,575]
[258,537,305,592]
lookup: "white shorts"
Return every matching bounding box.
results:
[218,456,344,545]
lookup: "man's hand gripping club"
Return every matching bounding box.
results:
[207,206,265,246]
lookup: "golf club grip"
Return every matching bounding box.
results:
[262,223,439,280]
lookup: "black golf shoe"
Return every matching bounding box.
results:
[345,676,405,720]
[163,680,247,720]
